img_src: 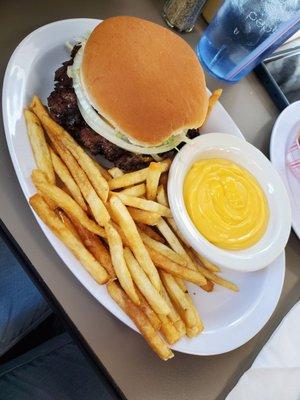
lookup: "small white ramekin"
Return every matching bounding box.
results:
[168,133,292,272]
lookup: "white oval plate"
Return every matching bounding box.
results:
[270,101,300,240]
[2,19,285,356]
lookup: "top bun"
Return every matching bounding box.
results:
[81,16,208,146]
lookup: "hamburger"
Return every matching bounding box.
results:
[48,16,208,171]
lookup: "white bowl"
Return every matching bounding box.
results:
[168,133,292,272]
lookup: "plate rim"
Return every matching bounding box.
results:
[270,100,300,240]
[2,18,286,356]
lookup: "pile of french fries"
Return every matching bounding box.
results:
[25,95,237,361]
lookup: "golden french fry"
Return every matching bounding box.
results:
[136,223,165,243]
[24,109,55,184]
[70,217,116,279]
[158,314,181,345]
[160,284,186,337]
[30,166,56,210]
[191,249,220,273]
[127,207,161,226]
[140,232,187,266]
[200,280,214,292]
[207,89,222,117]
[30,194,109,284]
[157,218,186,252]
[156,218,200,272]
[167,217,189,246]
[159,172,168,190]
[184,290,204,335]
[105,223,139,305]
[135,288,162,331]
[108,167,124,178]
[108,159,171,190]
[156,185,169,207]
[30,96,109,202]
[107,282,173,361]
[160,272,197,329]
[123,247,170,315]
[175,277,188,292]
[146,246,207,286]
[196,264,238,292]
[49,140,109,227]
[31,169,105,237]
[93,160,111,181]
[146,162,164,201]
[115,193,172,217]
[109,196,161,291]
[119,183,146,197]
[50,148,87,211]
[56,209,82,241]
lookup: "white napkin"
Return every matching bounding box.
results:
[226,301,300,400]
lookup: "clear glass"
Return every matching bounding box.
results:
[197,0,300,82]
[163,0,208,32]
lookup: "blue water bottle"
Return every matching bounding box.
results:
[197,0,300,83]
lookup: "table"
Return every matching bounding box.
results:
[1,1,299,399]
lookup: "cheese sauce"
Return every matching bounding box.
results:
[183,158,269,250]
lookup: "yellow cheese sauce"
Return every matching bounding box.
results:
[183,158,269,250]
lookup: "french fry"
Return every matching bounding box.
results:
[31,169,105,237]
[115,193,172,217]
[167,217,190,246]
[146,162,164,201]
[30,194,109,284]
[185,295,204,336]
[140,232,187,266]
[119,183,146,197]
[156,185,169,207]
[160,284,186,337]
[109,196,161,291]
[191,249,220,273]
[157,218,186,253]
[196,264,238,292]
[156,218,200,272]
[30,96,109,202]
[108,159,171,190]
[50,148,87,211]
[24,109,55,184]
[107,282,173,361]
[174,277,188,293]
[135,288,162,331]
[49,140,109,227]
[183,247,215,292]
[127,207,161,226]
[108,167,124,178]
[105,223,139,305]
[56,209,82,241]
[30,166,56,210]
[93,160,111,181]
[109,167,148,190]
[70,217,116,279]
[136,223,165,243]
[160,272,197,329]
[159,172,168,190]
[200,280,214,292]
[146,246,207,286]
[158,314,181,345]
[123,247,170,315]
[207,89,222,117]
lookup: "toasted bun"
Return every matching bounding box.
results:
[81,16,208,146]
